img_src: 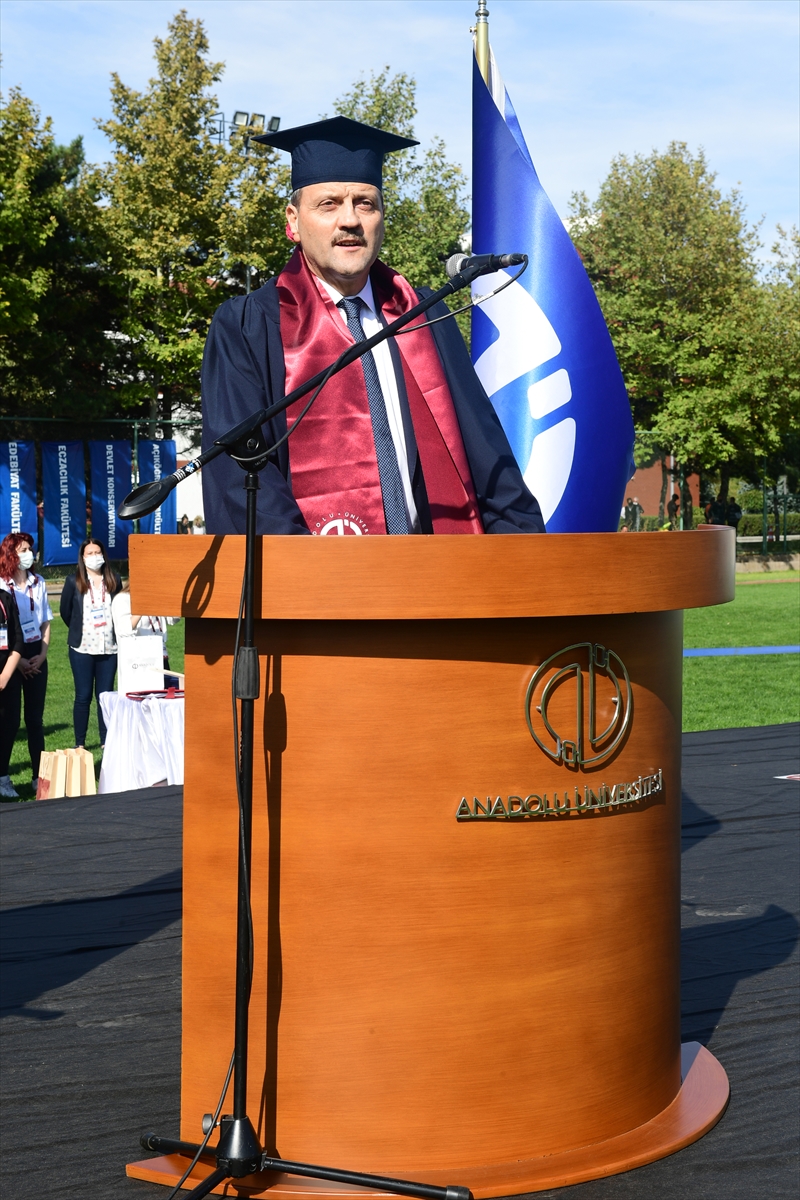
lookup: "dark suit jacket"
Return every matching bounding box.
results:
[60,573,122,650]
[0,588,24,670]
[200,275,545,536]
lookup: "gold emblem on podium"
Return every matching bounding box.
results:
[525,642,632,768]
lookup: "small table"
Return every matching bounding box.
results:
[98,692,184,793]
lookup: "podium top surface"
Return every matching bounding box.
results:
[129,529,734,620]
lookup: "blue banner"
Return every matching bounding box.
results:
[0,441,38,550]
[89,440,133,559]
[41,441,86,565]
[137,439,177,535]
[471,49,635,531]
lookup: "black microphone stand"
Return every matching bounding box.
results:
[121,257,525,1200]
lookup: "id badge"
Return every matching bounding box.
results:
[0,627,8,651]
[91,605,107,630]
[20,612,38,643]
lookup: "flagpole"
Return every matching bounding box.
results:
[474,0,489,83]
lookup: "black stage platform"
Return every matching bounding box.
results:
[1,726,798,1199]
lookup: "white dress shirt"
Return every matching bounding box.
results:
[0,572,53,643]
[317,275,420,531]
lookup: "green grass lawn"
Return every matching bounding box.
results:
[683,576,799,731]
[5,577,798,800]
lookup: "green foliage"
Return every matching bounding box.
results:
[217,135,290,291]
[569,143,795,484]
[0,89,118,433]
[94,11,239,421]
[0,88,57,338]
[333,67,470,336]
[738,512,800,537]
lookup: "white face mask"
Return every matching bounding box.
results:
[17,550,34,571]
[84,554,104,572]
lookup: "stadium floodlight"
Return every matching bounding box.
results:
[249,113,266,133]
[230,111,249,143]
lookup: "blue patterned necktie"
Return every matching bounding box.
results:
[337,296,410,535]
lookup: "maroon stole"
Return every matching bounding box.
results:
[277,250,483,535]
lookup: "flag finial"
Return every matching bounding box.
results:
[475,1,489,84]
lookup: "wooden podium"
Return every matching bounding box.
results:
[127,530,733,1197]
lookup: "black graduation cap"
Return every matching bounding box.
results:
[252,116,418,191]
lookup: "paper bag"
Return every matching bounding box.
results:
[37,748,96,799]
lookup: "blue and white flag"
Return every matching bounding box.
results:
[89,441,133,560]
[41,441,86,565]
[471,50,634,531]
[0,441,38,549]
[137,439,177,536]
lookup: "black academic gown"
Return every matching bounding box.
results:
[200,276,545,535]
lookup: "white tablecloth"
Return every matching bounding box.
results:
[98,692,185,793]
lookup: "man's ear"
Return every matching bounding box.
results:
[285,205,301,243]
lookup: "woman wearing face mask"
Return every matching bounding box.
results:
[0,532,53,796]
[0,569,25,799]
[60,539,122,749]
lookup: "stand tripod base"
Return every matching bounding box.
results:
[127,1044,728,1198]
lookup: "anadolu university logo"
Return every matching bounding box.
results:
[312,511,370,536]
[525,642,632,769]
[456,643,654,822]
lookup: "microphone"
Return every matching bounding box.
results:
[445,252,526,280]
[118,459,204,519]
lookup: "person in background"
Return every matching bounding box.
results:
[177,514,191,534]
[0,533,52,794]
[624,496,644,531]
[111,583,177,668]
[60,539,122,749]
[726,496,743,533]
[0,585,24,798]
[667,492,680,530]
[709,495,727,525]
[193,515,206,535]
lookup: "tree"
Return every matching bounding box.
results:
[217,133,290,294]
[0,88,116,436]
[569,142,766,524]
[333,68,470,326]
[0,88,57,348]
[95,10,287,428]
[741,226,800,475]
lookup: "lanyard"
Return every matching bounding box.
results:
[10,577,34,610]
[88,577,106,605]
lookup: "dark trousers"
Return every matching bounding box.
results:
[0,670,23,776]
[69,648,117,747]
[17,641,48,779]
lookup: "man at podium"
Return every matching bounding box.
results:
[201,117,545,538]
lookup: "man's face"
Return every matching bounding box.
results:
[286,182,384,295]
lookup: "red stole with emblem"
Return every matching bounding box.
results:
[277,250,483,535]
